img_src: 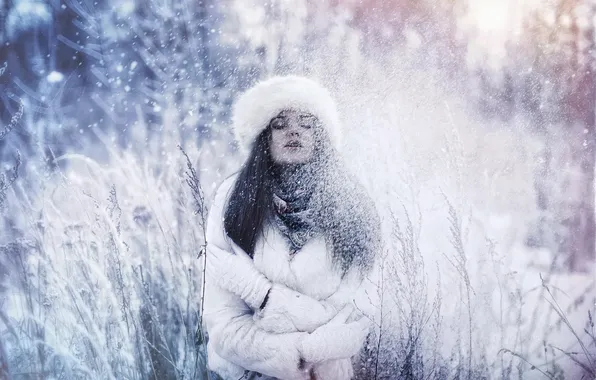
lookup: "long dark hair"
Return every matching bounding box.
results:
[224,123,381,274]
[224,129,274,256]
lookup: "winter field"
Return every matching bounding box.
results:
[1,0,596,379]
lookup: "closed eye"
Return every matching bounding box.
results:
[270,117,287,130]
[299,115,317,129]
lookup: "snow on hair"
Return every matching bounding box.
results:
[232,75,342,152]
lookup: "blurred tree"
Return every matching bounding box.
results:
[0,0,95,169]
[344,0,467,71]
[517,6,560,258]
[559,0,596,271]
[515,0,596,271]
[60,0,256,158]
[498,0,596,271]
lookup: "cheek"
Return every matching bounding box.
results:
[270,130,282,145]
[269,132,283,153]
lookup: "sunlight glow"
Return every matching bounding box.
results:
[463,0,547,41]
[462,0,547,65]
[466,0,512,36]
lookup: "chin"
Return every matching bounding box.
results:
[280,155,310,165]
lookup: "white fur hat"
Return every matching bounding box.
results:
[232,75,342,152]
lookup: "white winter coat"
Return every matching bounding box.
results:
[203,174,380,380]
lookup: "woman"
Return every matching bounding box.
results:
[203,75,382,380]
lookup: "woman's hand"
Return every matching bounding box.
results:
[298,305,370,364]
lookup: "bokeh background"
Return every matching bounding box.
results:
[1,0,596,379]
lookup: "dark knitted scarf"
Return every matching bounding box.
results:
[271,163,320,255]
[270,160,381,274]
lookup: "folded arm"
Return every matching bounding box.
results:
[205,176,337,332]
[204,272,314,380]
[207,229,378,336]
[204,176,379,378]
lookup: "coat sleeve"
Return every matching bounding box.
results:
[324,262,380,326]
[203,176,310,380]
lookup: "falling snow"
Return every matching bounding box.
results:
[0,0,595,379]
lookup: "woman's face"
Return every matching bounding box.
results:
[269,109,318,165]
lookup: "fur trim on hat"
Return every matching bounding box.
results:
[232,75,342,152]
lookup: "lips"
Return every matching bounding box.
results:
[285,140,302,148]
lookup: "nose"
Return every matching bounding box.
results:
[287,123,301,137]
